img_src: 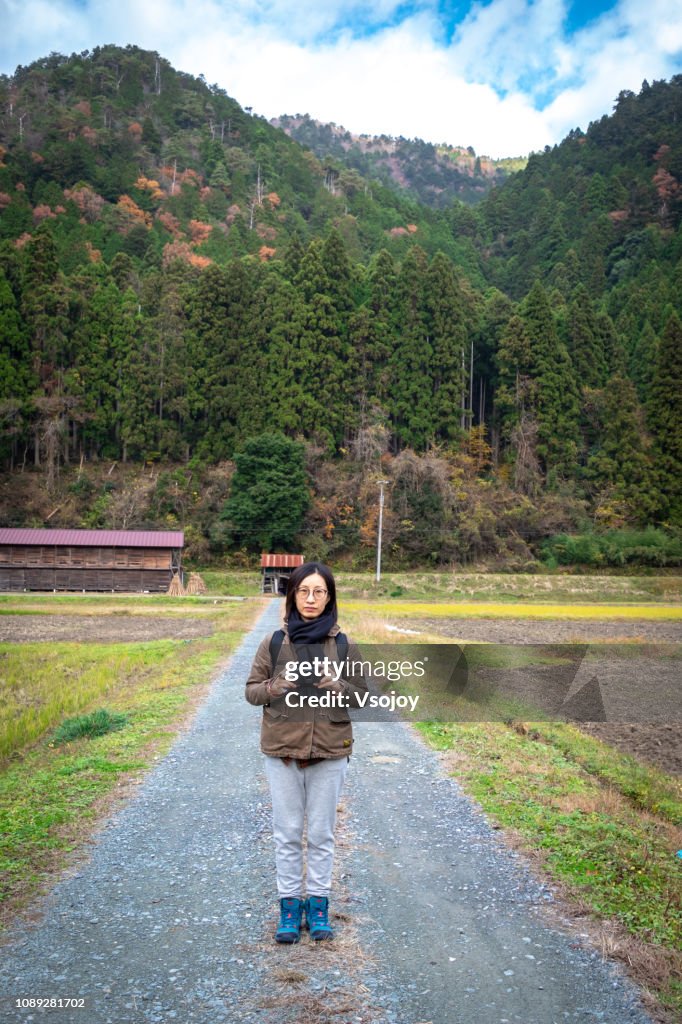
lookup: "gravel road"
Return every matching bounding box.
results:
[0,602,656,1024]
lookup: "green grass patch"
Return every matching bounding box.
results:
[51,709,128,745]
[0,640,180,762]
[514,721,682,827]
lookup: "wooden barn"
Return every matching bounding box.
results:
[260,553,304,595]
[0,529,185,593]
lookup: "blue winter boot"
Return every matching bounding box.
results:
[304,895,334,940]
[275,897,304,943]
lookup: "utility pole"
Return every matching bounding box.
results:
[376,479,389,583]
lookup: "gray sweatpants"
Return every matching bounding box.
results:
[264,755,349,899]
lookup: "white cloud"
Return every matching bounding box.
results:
[0,0,680,158]
[174,14,552,156]
[449,0,567,97]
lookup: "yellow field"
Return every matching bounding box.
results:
[341,600,682,619]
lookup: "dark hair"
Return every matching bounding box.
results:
[285,562,337,622]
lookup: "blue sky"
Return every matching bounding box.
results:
[0,0,680,157]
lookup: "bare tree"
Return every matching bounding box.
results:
[511,413,542,497]
[351,422,390,466]
[108,477,155,529]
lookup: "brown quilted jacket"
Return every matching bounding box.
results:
[245,622,369,760]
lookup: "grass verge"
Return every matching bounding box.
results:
[0,599,264,933]
[415,719,682,1021]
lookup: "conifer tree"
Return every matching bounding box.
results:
[521,280,581,482]
[367,248,398,380]
[0,269,32,402]
[425,252,467,441]
[348,305,386,428]
[494,313,534,439]
[647,311,682,524]
[21,227,71,382]
[596,310,627,379]
[0,269,32,467]
[321,229,354,316]
[388,246,433,449]
[273,240,350,448]
[117,289,156,462]
[566,285,607,388]
[368,249,397,317]
[283,234,305,281]
[256,276,307,437]
[72,274,128,458]
[628,319,658,402]
[585,375,657,525]
[187,261,259,456]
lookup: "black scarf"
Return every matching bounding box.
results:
[287,606,337,647]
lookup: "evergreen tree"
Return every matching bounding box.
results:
[388,246,433,449]
[283,234,305,281]
[292,240,353,448]
[348,305,387,428]
[0,269,33,467]
[425,252,467,441]
[629,319,658,402]
[521,280,581,483]
[0,268,32,402]
[21,227,71,381]
[596,310,627,379]
[257,276,308,437]
[585,375,657,525]
[566,285,607,388]
[494,313,534,440]
[221,431,310,550]
[118,297,160,462]
[321,229,354,315]
[187,261,259,457]
[71,272,128,458]
[647,311,682,524]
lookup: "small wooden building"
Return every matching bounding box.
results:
[260,553,304,595]
[0,529,185,593]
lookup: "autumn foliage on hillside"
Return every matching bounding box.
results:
[0,48,680,563]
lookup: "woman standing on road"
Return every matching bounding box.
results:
[245,562,367,944]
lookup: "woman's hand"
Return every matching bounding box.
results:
[315,676,345,694]
[267,675,299,699]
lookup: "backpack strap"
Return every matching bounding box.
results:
[335,632,348,662]
[269,630,348,672]
[269,629,286,671]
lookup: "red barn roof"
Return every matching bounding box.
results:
[260,553,304,568]
[0,529,184,548]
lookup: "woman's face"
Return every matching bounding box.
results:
[294,572,329,620]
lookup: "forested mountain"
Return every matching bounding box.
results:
[271,114,523,208]
[0,47,680,566]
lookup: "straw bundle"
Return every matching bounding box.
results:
[185,572,207,595]
[167,573,186,596]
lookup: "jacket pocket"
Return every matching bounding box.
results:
[264,703,288,721]
[327,706,351,723]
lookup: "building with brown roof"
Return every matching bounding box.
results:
[0,529,184,593]
[260,553,304,595]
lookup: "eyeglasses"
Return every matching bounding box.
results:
[295,587,328,600]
